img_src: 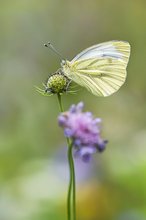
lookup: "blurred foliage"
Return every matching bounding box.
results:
[0,0,146,219]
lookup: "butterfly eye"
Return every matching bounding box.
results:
[61,60,66,66]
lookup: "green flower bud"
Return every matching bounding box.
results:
[45,70,70,94]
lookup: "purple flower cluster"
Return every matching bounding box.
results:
[58,102,108,162]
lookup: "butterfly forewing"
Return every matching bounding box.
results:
[63,41,130,97]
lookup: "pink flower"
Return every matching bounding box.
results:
[58,102,108,162]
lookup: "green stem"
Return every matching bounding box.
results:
[57,93,64,112]
[57,93,76,220]
[69,142,76,220]
[67,142,73,220]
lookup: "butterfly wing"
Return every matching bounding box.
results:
[63,41,130,96]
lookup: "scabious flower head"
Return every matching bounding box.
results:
[45,70,70,94]
[36,70,71,96]
[58,102,108,162]
[46,72,68,93]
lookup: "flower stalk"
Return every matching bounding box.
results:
[57,93,76,220]
[57,93,64,112]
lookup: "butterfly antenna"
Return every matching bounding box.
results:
[44,42,64,61]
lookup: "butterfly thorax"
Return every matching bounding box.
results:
[61,60,75,78]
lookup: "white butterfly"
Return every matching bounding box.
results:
[60,40,130,97]
[44,40,130,97]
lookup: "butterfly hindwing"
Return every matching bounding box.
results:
[63,41,130,97]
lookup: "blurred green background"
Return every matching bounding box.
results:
[0,0,146,219]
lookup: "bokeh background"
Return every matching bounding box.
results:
[0,0,146,219]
